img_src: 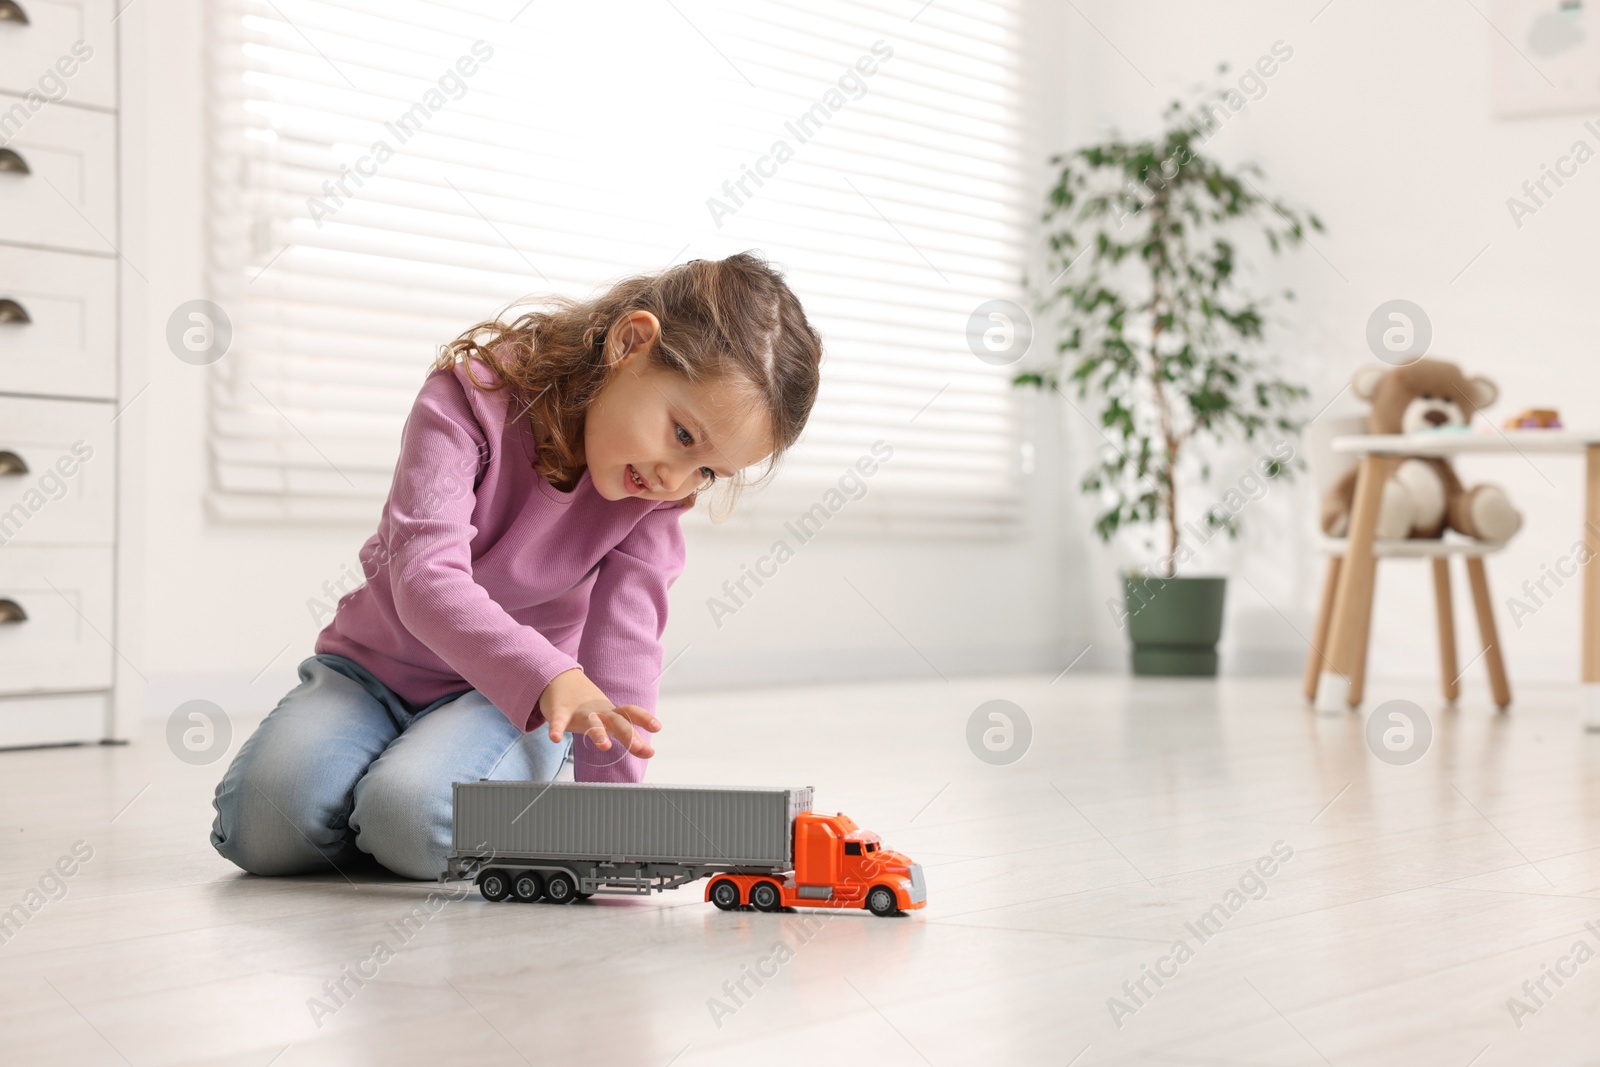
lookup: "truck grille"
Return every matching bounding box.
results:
[907,863,926,904]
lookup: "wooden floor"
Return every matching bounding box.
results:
[4,673,1600,1066]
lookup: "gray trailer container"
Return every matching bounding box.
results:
[443,781,814,902]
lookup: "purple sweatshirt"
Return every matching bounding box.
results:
[314,353,688,783]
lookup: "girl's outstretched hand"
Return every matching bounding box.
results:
[538,666,660,758]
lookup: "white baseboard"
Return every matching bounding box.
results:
[142,639,1074,719]
[146,640,1489,723]
[655,638,1074,692]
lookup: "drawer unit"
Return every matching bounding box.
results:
[0,394,112,545]
[0,2,123,747]
[0,543,113,695]
[0,0,115,110]
[0,92,116,255]
[0,243,116,398]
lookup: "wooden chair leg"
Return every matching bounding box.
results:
[1466,556,1512,709]
[1349,596,1373,708]
[1584,445,1600,728]
[1304,556,1343,702]
[1318,455,1398,712]
[1432,558,1459,704]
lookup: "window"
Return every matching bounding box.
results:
[206,0,1032,535]
[844,842,862,856]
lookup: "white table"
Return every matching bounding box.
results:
[1315,428,1600,726]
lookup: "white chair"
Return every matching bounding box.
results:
[1302,415,1513,709]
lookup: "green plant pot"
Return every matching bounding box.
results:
[1123,574,1227,677]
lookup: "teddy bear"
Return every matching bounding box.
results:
[1321,358,1523,543]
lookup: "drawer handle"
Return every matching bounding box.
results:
[0,149,28,176]
[0,1,27,24]
[0,298,28,324]
[0,450,26,475]
[0,599,24,624]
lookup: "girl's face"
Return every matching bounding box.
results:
[583,310,774,502]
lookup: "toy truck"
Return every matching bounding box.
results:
[440,781,926,917]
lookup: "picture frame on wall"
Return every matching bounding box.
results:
[1492,0,1600,117]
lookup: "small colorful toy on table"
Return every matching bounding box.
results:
[441,781,927,917]
[1507,408,1562,429]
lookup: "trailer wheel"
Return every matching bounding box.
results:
[866,885,899,917]
[750,881,782,912]
[479,870,511,902]
[543,871,577,904]
[512,872,543,902]
[709,879,741,911]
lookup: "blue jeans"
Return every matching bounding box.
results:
[210,653,571,880]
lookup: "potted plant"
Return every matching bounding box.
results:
[1015,79,1322,676]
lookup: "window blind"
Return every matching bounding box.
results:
[205,0,1031,536]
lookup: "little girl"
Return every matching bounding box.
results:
[210,252,823,881]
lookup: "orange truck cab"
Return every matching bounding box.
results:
[703,809,926,917]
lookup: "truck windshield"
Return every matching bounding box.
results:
[865,843,879,852]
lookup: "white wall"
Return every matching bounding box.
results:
[119,0,1078,724]
[1052,0,1600,692]
[124,0,1575,728]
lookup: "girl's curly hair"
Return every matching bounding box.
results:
[432,251,823,521]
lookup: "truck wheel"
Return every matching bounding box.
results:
[479,870,511,902]
[709,879,741,911]
[866,886,900,917]
[543,871,577,904]
[512,872,543,902]
[750,881,782,912]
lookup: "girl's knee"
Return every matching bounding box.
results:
[210,748,354,877]
[348,766,448,881]
[209,659,397,876]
